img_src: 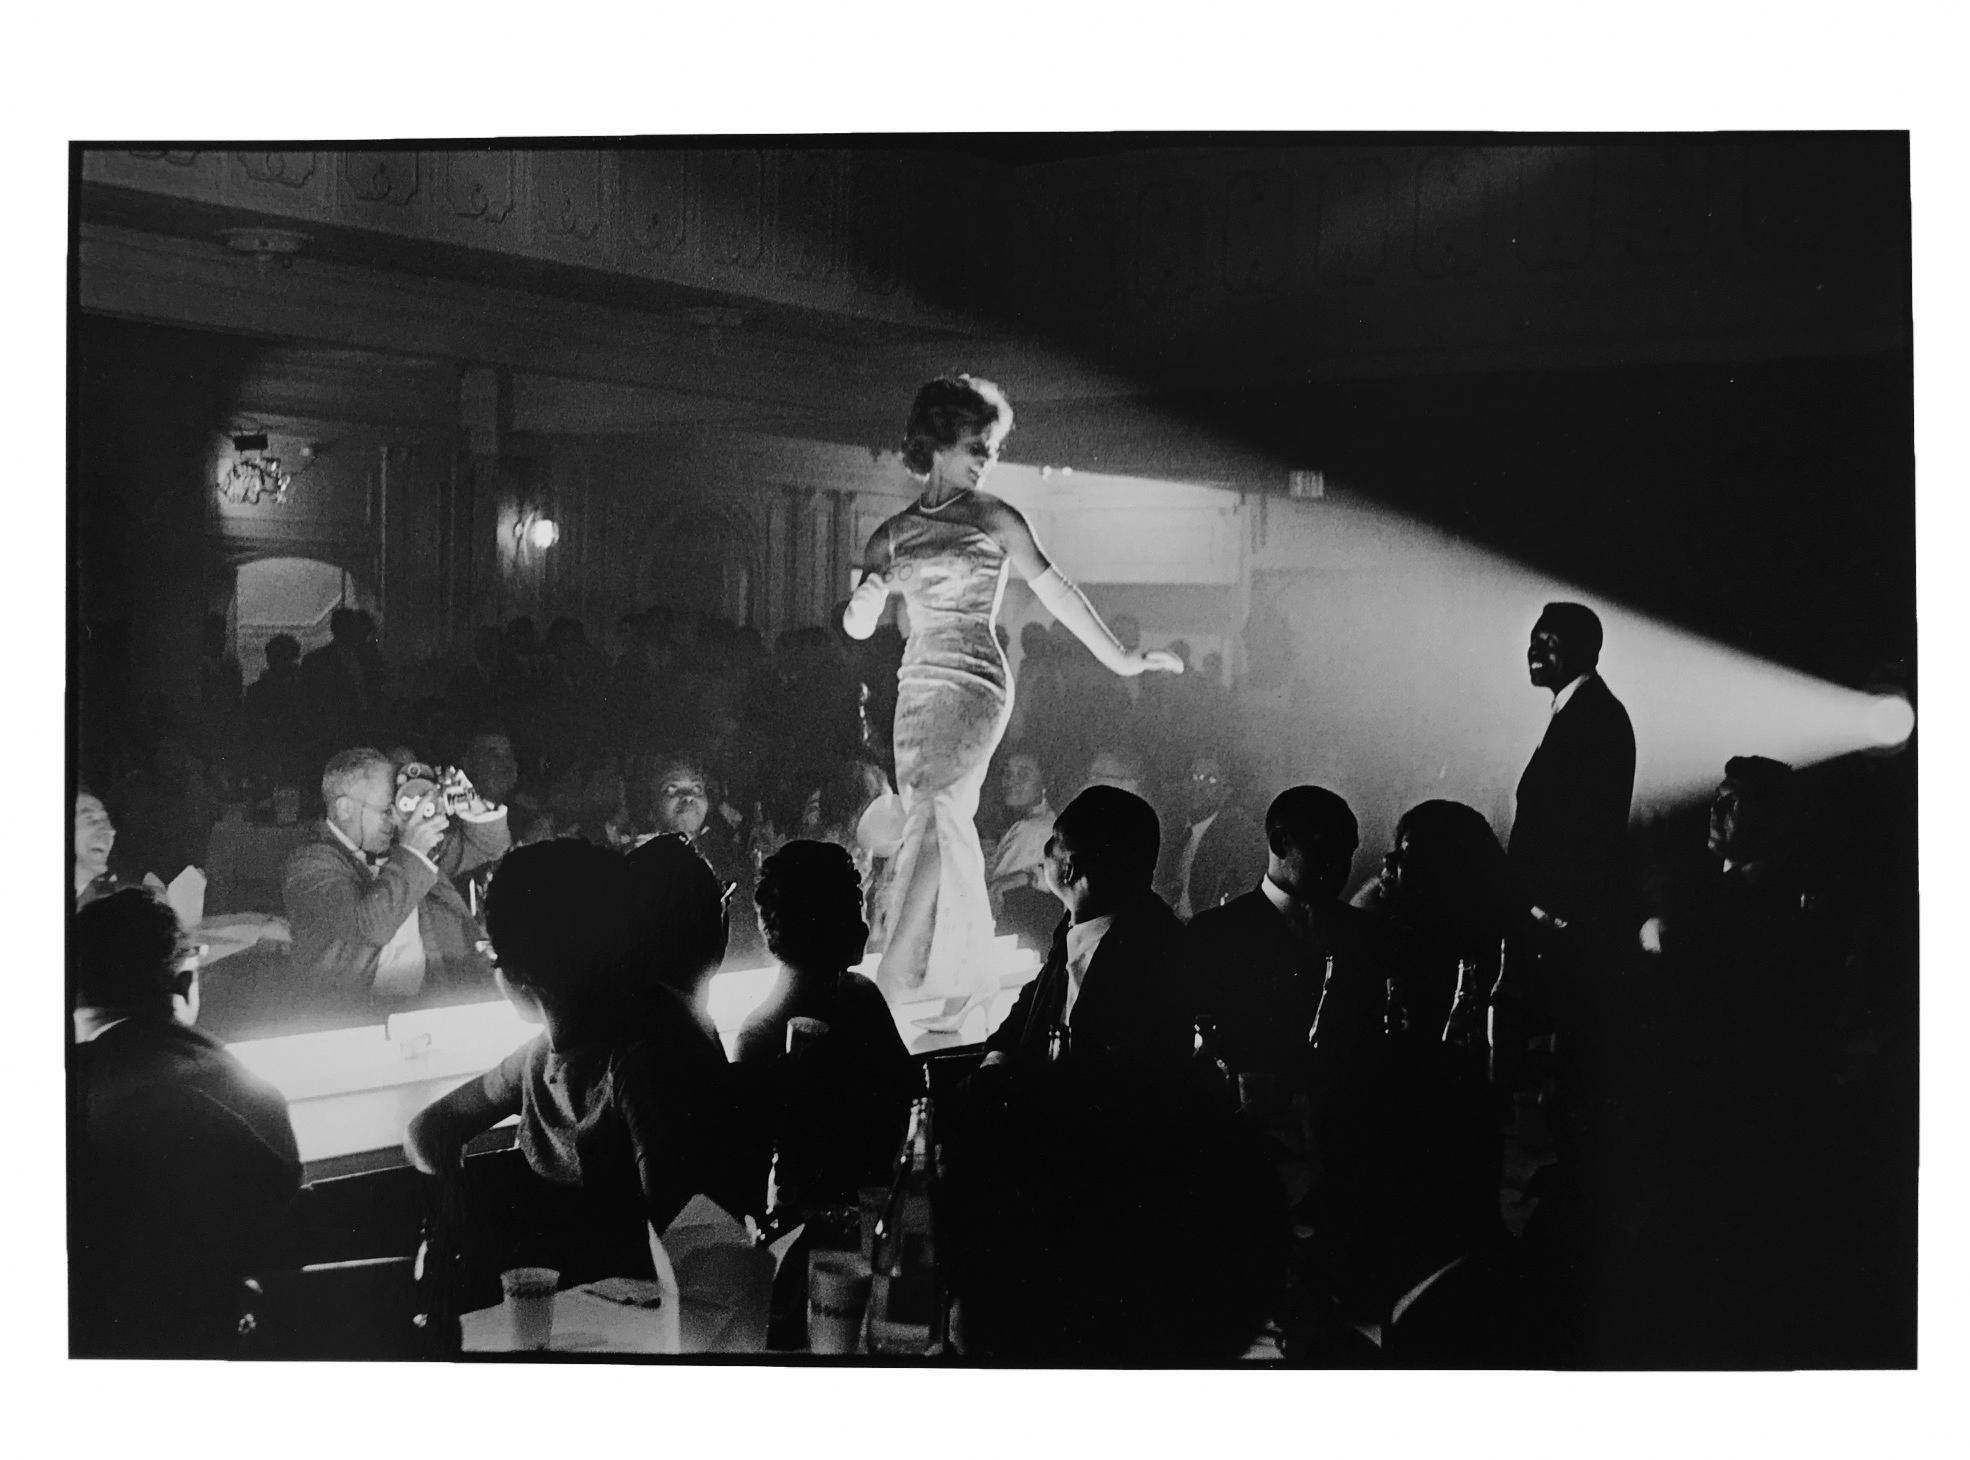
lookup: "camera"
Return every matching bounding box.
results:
[394,762,480,820]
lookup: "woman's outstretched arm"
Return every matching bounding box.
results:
[980,498,1182,679]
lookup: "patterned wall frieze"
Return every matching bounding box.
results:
[700,149,766,272]
[529,150,607,262]
[1412,149,1487,280]
[85,148,225,201]
[1315,158,1392,285]
[618,150,694,265]
[336,151,423,231]
[1510,147,1596,273]
[437,150,521,233]
[1222,169,1294,295]
[775,150,839,283]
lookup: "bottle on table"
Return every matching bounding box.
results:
[865,1093,941,1357]
[1382,974,1411,1039]
[1442,954,1489,1054]
[1044,1020,1072,1065]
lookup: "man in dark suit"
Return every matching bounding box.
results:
[1155,751,1266,920]
[1187,785,1380,1088]
[72,890,302,1356]
[1508,602,1637,936]
[980,785,1191,1074]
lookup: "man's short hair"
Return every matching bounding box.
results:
[1055,785,1161,888]
[625,833,731,996]
[1265,785,1359,860]
[74,889,184,1019]
[320,747,391,808]
[1535,602,1605,670]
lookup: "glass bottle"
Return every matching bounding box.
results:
[865,1096,938,1356]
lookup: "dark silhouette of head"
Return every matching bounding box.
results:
[623,832,731,1001]
[328,607,359,645]
[1709,754,1798,865]
[484,839,631,1012]
[1265,786,1359,903]
[755,839,869,973]
[901,374,1014,478]
[1049,786,1161,907]
[75,888,194,1024]
[264,634,300,672]
[1388,799,1512,943]
[945,1059,1291,1363]
[1528,602,1604,690]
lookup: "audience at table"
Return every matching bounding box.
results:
[71,889,302,1357]
[734,840,916,1213]
[66,594,1912,1367]
[405,841,756,1281]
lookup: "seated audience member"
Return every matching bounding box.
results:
[459,729,520,809]
[623,832,732,1018]
[71,890,302,1357]
[734,841,915,1212]
[1290,1039,1539,1367]
[283,747,509,1010]
[74,788,124,908]
[1080,741,1148,799]
[980,786,1191,1073]
[405,842,755,1274]
[1188,786,1377,1088]
[985,748,1059,948]
[1155,751,1265,920]
[943,1058,1290,1363]
[1353,800,1514,1039]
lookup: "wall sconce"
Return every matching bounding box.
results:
[217,433,306,506]
[515,511,559,550]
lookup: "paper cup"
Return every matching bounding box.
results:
[807,1252,872,1355]
[500,1266,560,1351]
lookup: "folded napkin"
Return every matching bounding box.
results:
[648,1194,776,1354]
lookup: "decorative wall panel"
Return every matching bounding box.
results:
[1511,148,1596,272]
[529,150,607,263]
[437,150,520,236]
[775,150,838,282]
[229,152,327,216]
[1316,159,1390,285]
[619,150,693,265]
[848,159,906,296]
[1222,171,1292,295]
[85,149,224,202]
[700,149,766,271]
[1135,178,1203,304]
[1413,149,1486,279]
[336,152,423,233]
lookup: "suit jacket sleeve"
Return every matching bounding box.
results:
[283,840,438,949]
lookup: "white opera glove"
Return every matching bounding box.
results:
[1032,565,1180,677]
[842,572,891,640]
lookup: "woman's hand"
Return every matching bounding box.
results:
[1121,648,1185,677]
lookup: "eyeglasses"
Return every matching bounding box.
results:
[1188,771,1225,786]
[660,782,708,799]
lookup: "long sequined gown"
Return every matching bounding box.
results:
[874,506,1013,1005]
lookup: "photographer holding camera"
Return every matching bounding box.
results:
[283,747,511,1010]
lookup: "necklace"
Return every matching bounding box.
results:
[916,486,971,514]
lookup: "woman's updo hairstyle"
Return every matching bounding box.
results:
[755,839,870,970]
[901,373,1014,479]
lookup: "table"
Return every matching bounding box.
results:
[462,1283,677,1355]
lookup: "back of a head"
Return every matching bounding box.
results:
[74,889,183,1020]
[1057,785,1161,889]
[320,746,390,809]
[1392,799,1510,931]
[755,839,868,970]
[624,833,730,996]
[1266,785,1359,895]
[947,1060,1290,1363]
[484,840,632,1005]
[265,634,300,670]
[1537,601,1604,670]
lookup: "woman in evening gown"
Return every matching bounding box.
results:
[842,374,1182,1017]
